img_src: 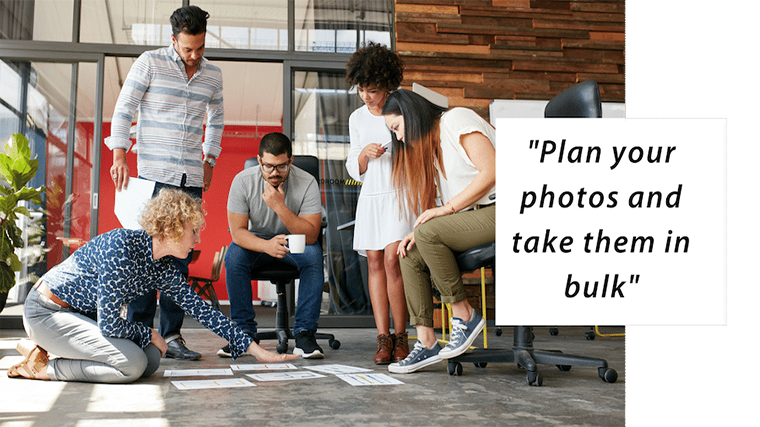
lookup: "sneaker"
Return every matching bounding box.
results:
[216,344,235,358]
[165,336,201,360]
[217,333,258,358]
[293,330,324,359]
[388,340,442,374]
[438,310,485,359]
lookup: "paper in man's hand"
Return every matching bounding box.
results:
[114,177,155,230]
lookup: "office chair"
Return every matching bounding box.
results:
[188,246,226,312]
[447,80,618,386]
[243,155,340,354]
[544,80,625,342]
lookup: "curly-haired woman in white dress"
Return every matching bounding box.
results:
[345,43,414,364]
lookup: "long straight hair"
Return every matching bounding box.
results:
[382,89,447,216]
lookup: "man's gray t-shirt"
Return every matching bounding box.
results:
[227,165,322,239]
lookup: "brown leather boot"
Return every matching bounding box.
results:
[392,331,410,362]
[374,334,394,365]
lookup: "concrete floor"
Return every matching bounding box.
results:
[0,305,624,427]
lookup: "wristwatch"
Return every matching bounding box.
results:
[203,156,216,168]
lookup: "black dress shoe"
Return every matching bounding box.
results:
[165,337,201,360]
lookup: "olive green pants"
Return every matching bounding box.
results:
[400,204,495,327]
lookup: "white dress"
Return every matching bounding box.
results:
[346,105,415,256]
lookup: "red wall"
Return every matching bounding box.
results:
[98,123,283,300]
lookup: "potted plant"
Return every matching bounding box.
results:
[0,133,45,313]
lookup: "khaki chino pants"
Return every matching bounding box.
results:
[400,204,495,327]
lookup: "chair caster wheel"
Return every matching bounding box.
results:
[526,371,543,386]
[549,327,559,336]
[557,365,572,372]
[329,339,341,350]
[494,327,502,337]
[474,362,487,368]
[585,330,596,340]
[447,361,463,376]
[599,368,617,383]
[276,343,288,354]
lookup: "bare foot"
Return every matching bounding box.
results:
[246,343,300,362]
[7,345,49,380]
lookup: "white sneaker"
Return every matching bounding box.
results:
[388,341,442,374]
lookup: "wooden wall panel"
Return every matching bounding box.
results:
[395,0,625,118]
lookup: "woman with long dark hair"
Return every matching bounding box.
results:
[382,89,496,374]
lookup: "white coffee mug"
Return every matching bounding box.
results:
[286,234,306,254]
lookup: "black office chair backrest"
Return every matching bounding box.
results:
[544,79,602,118]
[245,155,320,183]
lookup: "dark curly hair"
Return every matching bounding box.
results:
[345,42,404,91]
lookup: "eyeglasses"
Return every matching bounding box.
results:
[260,162,290,173]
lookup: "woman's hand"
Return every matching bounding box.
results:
[397,231,416,258]
[150,329,168,356]
[247,342,300,362]
[413,204,455,228]
[361,143,387,160]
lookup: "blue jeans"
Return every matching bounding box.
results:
[127,179,202,338]
[224,241,324,336]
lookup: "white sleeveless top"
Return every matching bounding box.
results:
[437,108,496,208]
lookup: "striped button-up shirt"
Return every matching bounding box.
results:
[105,44,224,188]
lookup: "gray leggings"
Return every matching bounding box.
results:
[23,287,161,383]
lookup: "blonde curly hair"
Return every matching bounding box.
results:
[138,188,205,242]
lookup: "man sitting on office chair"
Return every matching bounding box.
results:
[218,132,326,359]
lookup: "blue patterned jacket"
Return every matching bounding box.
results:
[42,229,252,358]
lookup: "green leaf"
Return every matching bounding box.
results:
[18,159,39,188]
[16,186,44,204]
[0,194,16,212]
[7,252,21,271]
[0,262,16,293]
[10,158,35,190]
[0,154,13,185]
[13,206,32,218]
[5,133,32,159]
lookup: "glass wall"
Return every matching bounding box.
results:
[15,61,96,268]
[295,0,392,53]
[292,69,368,315]
[0,60,23,143]
[80,0,289,50]
[0,57,97,301]
[80,0,177,45]
[5,0,393,50]
[35,0,75,41]
[201,1,288,50]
